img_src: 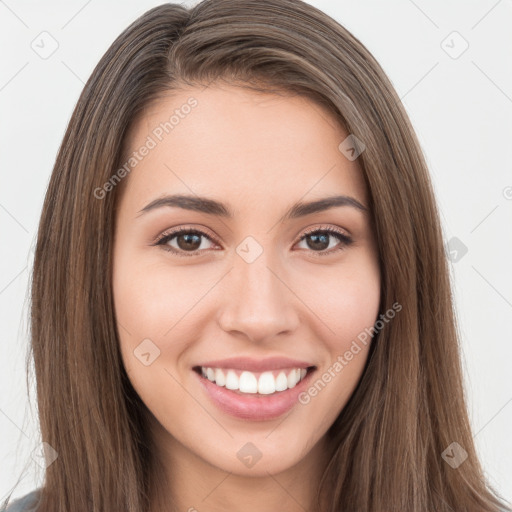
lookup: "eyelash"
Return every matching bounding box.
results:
[153,225,353,258]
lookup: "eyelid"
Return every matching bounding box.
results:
[153,223,353,257]
[153,224,221,247]
[299,224,350,240]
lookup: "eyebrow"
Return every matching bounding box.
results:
[137,193,368,222]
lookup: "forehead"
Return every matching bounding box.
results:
[119,84,368,213]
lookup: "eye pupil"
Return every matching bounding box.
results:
[307,233,329,251]
[178,233,201,251]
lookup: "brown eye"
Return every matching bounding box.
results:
[295,227,353,256]
[154,225,353,258]
[155,228,218,257]
[174,232,202,251]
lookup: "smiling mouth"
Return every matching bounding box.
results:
[193,365,317,396]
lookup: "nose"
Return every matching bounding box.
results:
[216,247,300,344]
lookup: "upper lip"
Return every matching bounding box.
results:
[195,356,316,373]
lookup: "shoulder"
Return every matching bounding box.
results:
[1,489,41,512]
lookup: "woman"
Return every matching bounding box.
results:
[4,0,510,511]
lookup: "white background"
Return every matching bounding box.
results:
[1,0,511,505]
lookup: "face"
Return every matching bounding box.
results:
[112,83,381,479]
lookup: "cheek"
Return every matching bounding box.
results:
[112,252,217,396]
[113,255,204,341]
[305,251,381,345]
[297,251,380,410]
[112,256,192,416]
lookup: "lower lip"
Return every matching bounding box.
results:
[194,368,316,421]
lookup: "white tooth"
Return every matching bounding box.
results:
[206,367,215,381]
[201,367,207,378]
[275,371,288,391]
[258,371,276,394]
[225,370,239,390]
[239,371,258,393]
[210,367,305,394]
[287,369,299,388]
[215,368,226,386]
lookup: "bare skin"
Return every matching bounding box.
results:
[112,82,381,512]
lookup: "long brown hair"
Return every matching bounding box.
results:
[24,1,510,511]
